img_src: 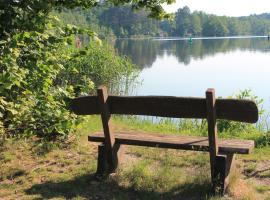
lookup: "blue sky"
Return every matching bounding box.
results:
[163,0,270,17]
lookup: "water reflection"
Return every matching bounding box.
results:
[115,37,270,68]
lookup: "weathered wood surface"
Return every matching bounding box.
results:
[97,86,114,151]
[97,86,122,173]
[206,89,218,184]
[96,143,123,176]
[96,144,108,177]
[213,154,235,195]
[71,96,99,115]
[88,132,254,154]
[71,96,258,123]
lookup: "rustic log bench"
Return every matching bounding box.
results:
[70,86,258,195]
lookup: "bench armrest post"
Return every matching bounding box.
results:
[206,88,219,184]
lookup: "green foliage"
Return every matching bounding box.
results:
[0,25,135,139]
[0,0,98,39]
[1,19,89,139]
[53,8,116,39]
[59,43,136,94]
[217,89,264,134]
[59,5,270,38]
[1,0,171,139]
[0,18,136,140]
[0,0,172,140]
[175,6,192,36]
[202,16,228,37]
[0,97,5,137]
[0,0,173,39]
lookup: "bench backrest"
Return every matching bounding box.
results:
[71,87,258,123]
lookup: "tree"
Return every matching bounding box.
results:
[0,0,175,39]
[202,16,228,36]
[0,0,174,139]
[190,13,202,36]
[228,18,241,35]
[175,6,191,36]
[53,5,270,38]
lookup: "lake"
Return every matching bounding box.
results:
[115,37,270,114]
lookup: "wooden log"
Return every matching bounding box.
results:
[206,88,218,186]
[70,96,258,123]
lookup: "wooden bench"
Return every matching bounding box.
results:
[70,86,258,195]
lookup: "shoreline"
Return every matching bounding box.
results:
[116,35,268,40]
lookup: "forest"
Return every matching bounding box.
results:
[57,5,270,38]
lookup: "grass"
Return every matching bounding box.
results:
[0,115,270,199]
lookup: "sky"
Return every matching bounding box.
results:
[163,0,270,17]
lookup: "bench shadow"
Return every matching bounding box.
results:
[25,173,213,200]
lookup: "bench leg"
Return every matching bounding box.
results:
[96,144,108,177]
[95,143,123,177]
[109,143,123,173]
[212,154,235,195]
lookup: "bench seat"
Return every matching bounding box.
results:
[89,131,254,154]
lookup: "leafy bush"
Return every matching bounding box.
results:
[57,42,136,96]
[217,89,264,134]
[0,21,136,140]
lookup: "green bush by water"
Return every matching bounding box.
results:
[0,24,136,140]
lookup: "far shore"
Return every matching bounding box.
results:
[116,35,268,40]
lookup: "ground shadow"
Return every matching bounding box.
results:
[25,173,213,200]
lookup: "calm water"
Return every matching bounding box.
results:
[115,37,270,112]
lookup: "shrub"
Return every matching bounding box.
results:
[0,21,136,140]
[217,89,264,134]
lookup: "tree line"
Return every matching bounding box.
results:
[57,5,270,37]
